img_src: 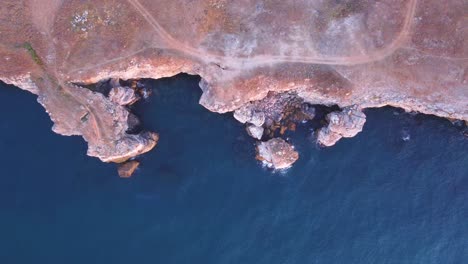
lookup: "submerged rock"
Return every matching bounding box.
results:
[256,138,299,169]
[317,106,366,146]
[118,160,140,178]
[108,86,139,106]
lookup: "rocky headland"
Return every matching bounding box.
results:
[0,0,466,170]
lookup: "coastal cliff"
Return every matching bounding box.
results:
[0,0,466,168]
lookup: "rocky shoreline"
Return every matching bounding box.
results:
[1,0,466,172]
[5,75,466,172]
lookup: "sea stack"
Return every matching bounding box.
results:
[256,138,299,169]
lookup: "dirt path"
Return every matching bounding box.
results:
[127,0,418,67]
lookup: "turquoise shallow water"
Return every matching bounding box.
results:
[0,75,467,264]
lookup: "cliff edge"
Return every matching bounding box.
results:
[0,0,466,165]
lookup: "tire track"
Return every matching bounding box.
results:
[127,0,418,67]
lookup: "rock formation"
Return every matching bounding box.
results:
[118,160,140,178]
[246,125,264,140]
[109,86,139,106]
[235,92,316,139]
[0,0,466,166]
[256,138,299,169]
[317,106,367,146]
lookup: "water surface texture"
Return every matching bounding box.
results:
[0,76,467,264]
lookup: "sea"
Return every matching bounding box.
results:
[0,74,467,264]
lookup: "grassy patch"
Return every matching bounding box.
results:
[22,42,44,66]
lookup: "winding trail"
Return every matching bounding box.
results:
[67,47,152,75]
[127,0,418,67]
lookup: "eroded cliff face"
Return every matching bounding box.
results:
[0,0,466,166]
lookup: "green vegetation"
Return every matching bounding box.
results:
[22,42,44,66]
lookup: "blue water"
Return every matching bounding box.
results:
[0,75,467,264]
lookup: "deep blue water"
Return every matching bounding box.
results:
[0,75,467,264]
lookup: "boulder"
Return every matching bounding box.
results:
[317,106,366,146]
[256,138,299,169]
[246,125,264,140]
[233,105,265,127]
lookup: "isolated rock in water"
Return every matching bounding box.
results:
[246,125,264,140]
[317,106,367,147]
[118,160,140,178]
[256,138,299,169]
[109,86,139,106]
